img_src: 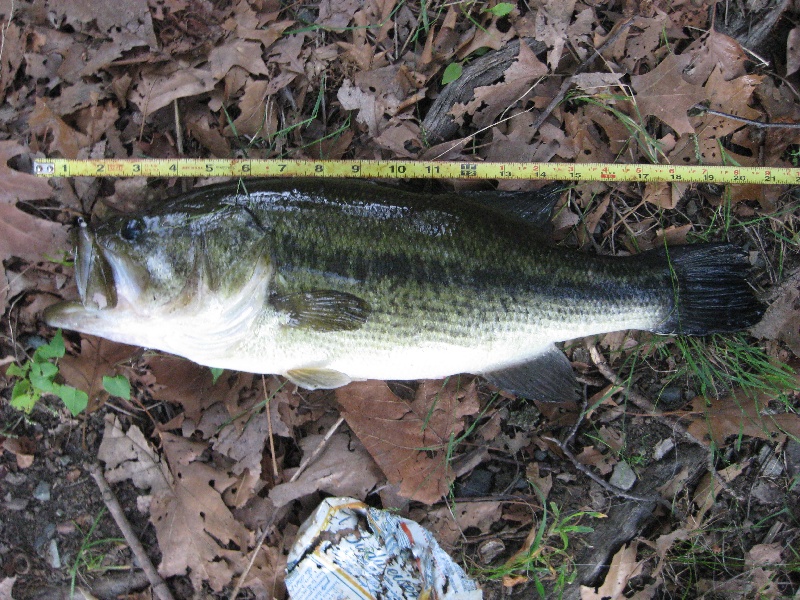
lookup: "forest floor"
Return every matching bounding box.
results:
[2,0,800,598]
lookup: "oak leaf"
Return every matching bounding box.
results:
[630,53,706,136]
[151,432,252,591]
[337,378,479,504]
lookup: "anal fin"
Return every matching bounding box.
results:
[285,368,353,390]
[482,344,579,403]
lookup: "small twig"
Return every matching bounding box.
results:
[692,104,800,129]
[173,98,184,155]
[547,397,672,510]
[86,463,175,600]
[289,416,345,483]
[586,342,746,503]
[229,512,278,600]
[0,0,15,74]
[261,375,279,482]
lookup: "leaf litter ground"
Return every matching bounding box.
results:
[1,0,800,598]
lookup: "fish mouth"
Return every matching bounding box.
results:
[74,219,118,311]
[44,220,119,331]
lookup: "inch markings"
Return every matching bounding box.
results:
[32,159,800,185]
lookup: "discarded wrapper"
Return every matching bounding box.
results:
[286,496,483,600]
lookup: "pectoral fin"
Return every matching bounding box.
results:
[482,344,579,403]
[270,290,371,331]
[285,368,353,390]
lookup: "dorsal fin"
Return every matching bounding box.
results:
[462,183,567,231]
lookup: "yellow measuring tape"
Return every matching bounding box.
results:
[32,158,800,184]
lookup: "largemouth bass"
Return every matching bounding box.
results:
[44,179,764,402]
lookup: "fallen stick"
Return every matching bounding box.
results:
[86,462,176,600]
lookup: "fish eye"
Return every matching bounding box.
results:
[121,219,144,242]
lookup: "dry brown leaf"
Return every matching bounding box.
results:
[231,79,279,138]
[374,120,423,157]
[28,98,91,159]
[132,66,218,115]
[630,53,707,136]
[621,14,671,64]
[648,528,692,579]
[337,378,479,504]
[419,501,503,549]
[185,114,232,157]
[642,181,683,210]
[98,415,171,494]
[317,0,363,29]
[213,411,269,479]
[48,0,157,46]
[683,29,748,85]
[669,69,762,166]
[151,432,252,591]
[269,432,383,508]
[0,21,23,103]
[1,437,35,469]
[449,41,548,130]
[750,268,800,356]
[576,445,615,475]
[240,19,295,49]
[145,355,253,423]
[534,0,578,70]
[581,542,643,599]
[655,223,692,246]
[685,391,800,448]
[456,15,516,59]
[689,463,746,528]
[745,542,783,598]
[526,461,553,500]
[338,79,382,136]
[0,141,67,311]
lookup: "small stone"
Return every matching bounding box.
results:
[34,523,56,551]
[4,497,29,511]
[477,539,505,564]
[57,521,76,535]
[33,481,51,501]
[47,539,61,569]
[653,438,675,461]
[4,473,27,486]
[609,461,637,491]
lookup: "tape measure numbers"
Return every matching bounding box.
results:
[32,158,800,185]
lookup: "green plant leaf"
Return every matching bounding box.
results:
[10,380,38,412]
[210,367,224,384]
[55,384,89,416]
[103,375,131,400]
[35,330,66,361]
[441,62,462,85]
[484,2,515,17]
[6,362,29,378]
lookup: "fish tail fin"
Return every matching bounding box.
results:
[649,243,765,335]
